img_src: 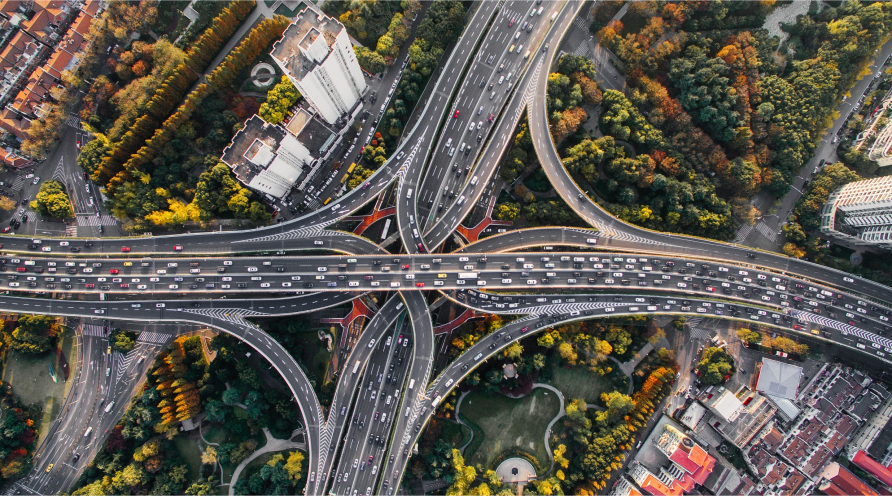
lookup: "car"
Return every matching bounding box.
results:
[41,246,51,252]
[508,19,514,27]
[1,227,9,233]
[173,245,183,251]
[46,464,53,473]
[416,282,425,287]
[110,269,119,275]
[121,247,131,252]
[453,110,460,118]
[488,113,494,122]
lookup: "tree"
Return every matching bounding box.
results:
[495,202,520,221]
[353,45,387,74]
[110,329,136,353]
[201,446,217,465]
[283,451,304,482]
[258,76,300,124]
[222,387,241,406]
[736,328,760,346]
[697,347,735,385]
[33,180,73,218]
[0,196,16,212]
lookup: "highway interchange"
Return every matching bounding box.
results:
[5,1,892,494]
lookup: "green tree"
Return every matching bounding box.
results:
[258,76,300,124]
[33,180,73,218]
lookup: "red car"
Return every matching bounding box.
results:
[173,245,183,251]
[508,19,514,27]
[1,226,9,233]
[15,267,25,272]
[417,243,425,252]
[415,282,425,288]
[85,284,94,289]
[110,269,119,275]
[453,110,460,118]
[488,113,494,122]
[121,247,130,252]
[401,264,410,269]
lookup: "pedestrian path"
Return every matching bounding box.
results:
[75,214,117,226]
[9,175,25,192]
[733,223,754,243]
[136,331,171,345]
[65,115,84,131]
[81,324,105,337]
[689,326,711,341]
[756,222,777,242]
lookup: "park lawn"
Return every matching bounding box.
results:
[549,364,616,404]
[460,388,560,470]
[173,435,204,484]
[441,419,472,450]
[2,328,76,445]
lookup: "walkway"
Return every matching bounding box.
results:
[455,195,513,243]
[433,308,481,335]
[228,426,306,496]
[343,192,396,236]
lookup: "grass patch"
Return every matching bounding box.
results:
[275,2,307,17]
[174,435,203,484]
[3,327,76,445]
[620,9,648,35]
[524,167,553,193]
[441,419,472,449]
[549,365,616,404]
[460,388,560,470]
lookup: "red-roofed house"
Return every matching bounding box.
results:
[853,451,892,489]
[0,108,31,140]
[629,463,685,496]
[820,462,879,496]
[81,0,100,18]
[43,48,72,78]
[628,423,717,496]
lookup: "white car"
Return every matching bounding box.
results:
[282,282,292,287]
[32,177,39,185]
[41,246,51,252]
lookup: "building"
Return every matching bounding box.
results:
[700,387,777,448]
[820,176,892,248]
[756,359,802,401]
[270,9,366,125]
[853,450,892,489]
[221,115,315,199]
[627,417,717,496]
[818,462,879,496]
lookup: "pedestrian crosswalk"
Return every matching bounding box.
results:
[81,325,106,337]
[65,225,78,237]
[756,222,777,242]
[571,42,590,57]
[573,16,589,32]
[689,326,711,341]
[136,331,171,345]
[75,214,117,226]
[65,115,84,130]
[733,223,754,243]
[9,175,25,192]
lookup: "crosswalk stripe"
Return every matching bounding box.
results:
[136,331,171,344]
[81,324,105,337]
[573,16,589,31]
[9,176,25,192]
[734,223,754,243]
[75,214,117,226]
[755,222,777,242]
[65,115,84,131]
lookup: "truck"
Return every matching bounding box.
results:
[458,272,479,279]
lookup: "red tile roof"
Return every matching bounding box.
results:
[639,473,684,496]
[0,108,31,140]
[70,10,92,36]
[44,48,71,78]
[853,451,892,489]
[82,0,100,18]
[825,463,880,496]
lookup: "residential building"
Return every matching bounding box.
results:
[626,417,717,496]
[221,115,316,199]
[270,9,366,125]
[818,462,879,496]
[756,358,803,401]
[700,387,777,448]
[820,176,892,248]
[852,450,892,490]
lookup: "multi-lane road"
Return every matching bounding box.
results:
[6,1,892,494]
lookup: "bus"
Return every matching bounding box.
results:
[323,198,332,205]
[550,11,557,22]
[347,162,357,174]
[381,218,392,241]
[352,360,361,374]
[458,272,479,279]
[432,396,442,408]
[408,379,415,390]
